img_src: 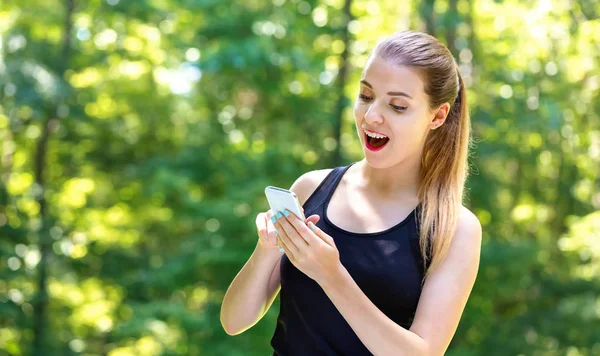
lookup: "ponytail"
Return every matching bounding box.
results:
[450,70,466,127]
[418,67,471,281]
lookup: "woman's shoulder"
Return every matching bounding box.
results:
[300,167,336,183]
[290,168,335,205]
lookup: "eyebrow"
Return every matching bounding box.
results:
[360,79,413,99]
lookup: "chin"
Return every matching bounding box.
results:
[362,150,393,167]
[362,146,411,170]
[363,157,392,169]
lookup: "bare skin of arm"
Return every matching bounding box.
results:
[220,169,332,335]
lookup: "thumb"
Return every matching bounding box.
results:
[305,214,320,225]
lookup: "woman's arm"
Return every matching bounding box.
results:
[220,168,333,335]
[220,244,283,335]
[319,207,482,355]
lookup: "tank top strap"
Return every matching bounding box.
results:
[302,162,356,217]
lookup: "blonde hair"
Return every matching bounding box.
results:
[370,30,472,282]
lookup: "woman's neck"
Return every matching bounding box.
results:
[352,158,421,200]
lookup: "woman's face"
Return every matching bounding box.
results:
[353,55,441,168]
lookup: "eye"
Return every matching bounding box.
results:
[358,93,373,101]
[390,104,407,113]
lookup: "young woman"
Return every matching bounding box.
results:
[221,30,482,356]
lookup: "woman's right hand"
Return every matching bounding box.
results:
[255,207,320,251]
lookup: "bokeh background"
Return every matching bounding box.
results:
[1,0,599,355]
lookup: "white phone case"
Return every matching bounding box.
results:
[265,186,306,221]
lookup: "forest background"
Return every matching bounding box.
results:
[1,0,599,355]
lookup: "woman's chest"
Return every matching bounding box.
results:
[327,188,418,234]
[337,236,423,299]
[281,232,424,313]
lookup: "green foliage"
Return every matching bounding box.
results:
[0,0,599,355]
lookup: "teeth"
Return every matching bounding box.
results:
[364,130,388,139]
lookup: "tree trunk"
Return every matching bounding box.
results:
[419,0,436,36]
[445,0,459,57]
[330,0,353,167]
[32,1,75,354]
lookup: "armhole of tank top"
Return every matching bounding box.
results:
[301,166,341,216]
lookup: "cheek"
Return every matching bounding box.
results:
[353,102,366,119]
[390,115,422,141]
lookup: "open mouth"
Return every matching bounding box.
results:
[364,131,390,151]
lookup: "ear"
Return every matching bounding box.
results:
[430,102,450,130]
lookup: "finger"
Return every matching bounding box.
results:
[282,210,318,245]
[308,221,336,247]
[278,211,314,249]
[306,214,320,225]
[274,211,303,254]
[266,210,279,242]
[278,234,295,259]
[256,213,269,242]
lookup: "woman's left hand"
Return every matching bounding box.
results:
[273,209,343,286]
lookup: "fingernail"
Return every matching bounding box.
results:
[309,221,316,231]
[283,209,290,217]
[279,248,285,253]
[270,216,277,223]
[276,211,283,219]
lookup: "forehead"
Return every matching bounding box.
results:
[361,56,425,99]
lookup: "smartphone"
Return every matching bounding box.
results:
[264,186,306,222]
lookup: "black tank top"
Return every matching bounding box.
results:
[270,162,431,356]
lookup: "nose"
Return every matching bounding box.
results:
[364,101,384,125]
